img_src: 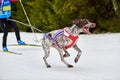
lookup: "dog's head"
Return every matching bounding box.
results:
[73,19,96,34]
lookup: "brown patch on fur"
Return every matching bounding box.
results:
[48,33,55,45]
[48,33,52,37]
[73,19,89,28]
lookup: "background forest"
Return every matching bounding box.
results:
[2,0,120,33]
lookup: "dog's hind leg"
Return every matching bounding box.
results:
[56,47,73,68]
[42,39,51,68]
[73,44,82,63]
[43,46,51,68]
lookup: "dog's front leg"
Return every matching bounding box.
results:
[56,47,73,68]
[73,44,82,63]
[63,47,70,58]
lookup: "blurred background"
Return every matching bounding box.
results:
[0,0,120,33]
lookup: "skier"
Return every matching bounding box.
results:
[0,0,25,51]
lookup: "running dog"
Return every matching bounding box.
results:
[42,19,96,68]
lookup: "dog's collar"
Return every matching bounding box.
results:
[63,28,79,49]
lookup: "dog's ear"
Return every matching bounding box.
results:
[78,19,89,28]
[83,19,89,24]
[73,19,81,27]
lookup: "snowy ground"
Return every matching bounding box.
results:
[0,32,120,80]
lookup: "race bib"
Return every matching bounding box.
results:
[3,5,11,11]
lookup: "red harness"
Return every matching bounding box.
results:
[63,29,78,49]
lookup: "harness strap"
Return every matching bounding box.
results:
[53,30,64,40]
[44,33,53,41]
[44,32,63,48]
[63,29,78,49]
[65,34,78,49]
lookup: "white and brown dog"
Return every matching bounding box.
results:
[42,19,96,68]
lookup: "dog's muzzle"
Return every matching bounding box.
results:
[83,27,91,34]
[83,23,96,34]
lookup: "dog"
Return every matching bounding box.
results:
[42,19,96,68]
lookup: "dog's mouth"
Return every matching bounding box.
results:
[83,27,91,34]
[82,23,96,34]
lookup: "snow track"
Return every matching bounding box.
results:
[0,32,120,80]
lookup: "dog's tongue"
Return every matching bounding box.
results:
[83,28,91,35]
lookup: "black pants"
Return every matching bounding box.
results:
[0,17,21,47]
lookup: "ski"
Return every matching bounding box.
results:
[8,44,41,47]
[0,50,22,55]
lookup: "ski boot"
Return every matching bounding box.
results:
[17,40,25,45]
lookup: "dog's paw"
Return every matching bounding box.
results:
[67,65,73,68]
[46,65,51,68]
[63,54,70,58]
[74,54,81,63]
[74,58,78,63]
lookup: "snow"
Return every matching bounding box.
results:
[0,32,120,80]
